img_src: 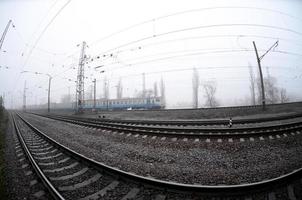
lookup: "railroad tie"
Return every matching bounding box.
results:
[79,180,119,200]
[155,194,166,200]
[17,153,24,157]
[21,164,28,169]
[50,167,88,181]
[29,179,38,186]
[16,148,22,153]
[25,170,33,176]
[44,162,79,173]
[34,152,63,160]
[287,185,297,200]
[58,173,101,191]
[33,190,45,198]
[268,192,276,200]
[32,148,57,156]
[121,188,140,200]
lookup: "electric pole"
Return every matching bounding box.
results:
[93,78,96,111]
[47,75,52,113]
[76,41,87,113]
[23,81,27,112]
[252,40,278,111]
[142,73,146,98]
[0,20,12,51]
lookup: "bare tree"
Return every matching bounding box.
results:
[248,64,256,105]
[153,82,158,97]
[280,88,289,103]
[160,77,166,108]
[203,81,219,108]
[265,68,279,104]
[256,68,287,104]
[256,68,279,104]
[192,68,199,108]
[0,96,3,109]
[116,78,123,99]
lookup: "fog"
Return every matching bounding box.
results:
[1,0,302,109]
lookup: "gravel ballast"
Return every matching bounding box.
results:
[22,113,302,185]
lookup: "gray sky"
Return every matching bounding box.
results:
[1,0,302,109]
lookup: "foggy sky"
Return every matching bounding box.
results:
[1,0,302,109]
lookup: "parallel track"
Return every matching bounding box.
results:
[12,112,302,199]
[36,113,302,138]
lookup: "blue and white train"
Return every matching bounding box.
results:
[82,96,164,110]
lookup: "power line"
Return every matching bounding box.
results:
[90,23,302,61]
[92,48,302,73]
[90,6,302,47]
[12,0,72,93]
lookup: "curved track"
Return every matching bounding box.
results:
[12,112,302,199]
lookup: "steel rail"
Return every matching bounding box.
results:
[78,112,302,126]
[16,112,302,195]
[39,114,302,137]
[12,113,65,200]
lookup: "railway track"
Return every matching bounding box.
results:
[35,113,302,138]
[12,112,302,199]
[86,112,302,126]
[13,111,302,200]
[42,112,302,126]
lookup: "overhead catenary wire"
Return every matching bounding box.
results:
[89,6,302,47]
[89,23,302,62]
[12,0,72,93]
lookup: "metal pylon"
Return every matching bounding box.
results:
[76,41,86,113]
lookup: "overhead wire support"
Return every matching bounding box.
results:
[0,20,12,51]
[76,41,87,113]
[253,40,279,111]
[259,40,279,60]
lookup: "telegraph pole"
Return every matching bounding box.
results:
[76,41,87,113]
[0,20,12,51]
[47,75,52,113]
[252,40,278,111]
[23,81,27,112]
[93,78,96,111]
[142,73,146,98]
